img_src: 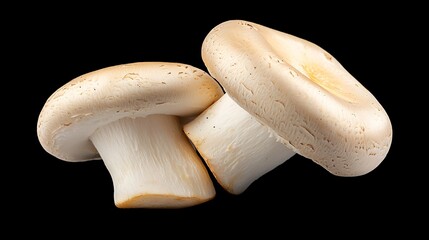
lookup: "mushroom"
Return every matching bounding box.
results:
[37,62,224,208]
[186,20,393,187]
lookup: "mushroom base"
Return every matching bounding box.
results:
[184,94,296,194]
[90,115,215,208]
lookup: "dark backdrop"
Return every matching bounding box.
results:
[13,3,422,235]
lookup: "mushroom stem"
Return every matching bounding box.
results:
[89,115,215,208]
[184,94,296,194]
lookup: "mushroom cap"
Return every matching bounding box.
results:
[202,20,392,176]
[37,62,223,162]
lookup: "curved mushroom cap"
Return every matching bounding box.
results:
[37,62,224,161]
[202,20,392,176]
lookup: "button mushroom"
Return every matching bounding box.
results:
[186,19,393,188]
[37,62,223,208]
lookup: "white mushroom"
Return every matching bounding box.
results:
[37,62,223,208]
[186,20,393,185]
[184,93,295,194]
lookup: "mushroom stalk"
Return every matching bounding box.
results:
[90,115,215,208]
[184,94,296,194]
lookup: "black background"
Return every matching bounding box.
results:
[13,3,424,235]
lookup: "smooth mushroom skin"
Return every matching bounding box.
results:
[38,62,222,161]
[37,62,223,208]
[202,20,393,176]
